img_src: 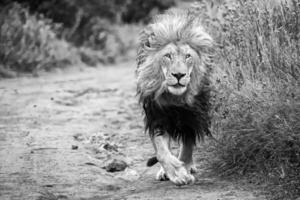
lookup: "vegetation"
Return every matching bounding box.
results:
[0,0,175,77]
[195,1,299,199]
[11,0,175,47]
[0,3,81,77]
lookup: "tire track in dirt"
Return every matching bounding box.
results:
[0,62,265,200]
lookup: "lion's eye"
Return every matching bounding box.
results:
[185,54,192,59]
[164,53,172,59]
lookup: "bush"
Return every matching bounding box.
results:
[0,3,80,77]
[13,0,175,49]
[0,2,143,75]
[76,21,141,64]
[194,0,299,199]
[122,0,176,23]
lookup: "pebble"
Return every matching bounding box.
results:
[103,143,118,152]
[104,159,128,172]
[73,133,85,141]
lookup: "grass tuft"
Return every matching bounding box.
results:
[194,0,300,199]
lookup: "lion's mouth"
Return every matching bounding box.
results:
[167,83,187,95]
[169,83,185,88]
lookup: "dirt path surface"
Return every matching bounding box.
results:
[0,62,265,200]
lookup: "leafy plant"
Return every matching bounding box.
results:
[0,3,80,77]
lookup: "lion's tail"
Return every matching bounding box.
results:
[146,156,158,167]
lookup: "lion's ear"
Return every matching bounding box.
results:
[137,28,153,66]
[140,26,155,48]
[137,27,156,66]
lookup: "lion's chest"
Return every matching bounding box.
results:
[142,91,211,141]
[153,106,198,131]
[144,103,201,137]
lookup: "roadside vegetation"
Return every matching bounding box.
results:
[195,1,299,199]
[0,3,79,77]
[0,0,175,77]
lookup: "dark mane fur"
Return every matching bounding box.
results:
[141,79,212,144]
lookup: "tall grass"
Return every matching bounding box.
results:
[195,0,299,199]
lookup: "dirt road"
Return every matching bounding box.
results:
[0,62,265,200]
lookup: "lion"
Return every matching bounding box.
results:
[136,8,214,186]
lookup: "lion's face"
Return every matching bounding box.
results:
[137,9,213,105]
[159,43,199,96]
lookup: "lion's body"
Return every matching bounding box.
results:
[136,8,214,185]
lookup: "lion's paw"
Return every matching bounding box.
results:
[185,162,198,174]
[161,155,195,186]
[168,166,195,186]
[156,167,169,181]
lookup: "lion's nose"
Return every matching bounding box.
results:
[172,73,186,81]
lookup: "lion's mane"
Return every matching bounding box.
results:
[136,9,214,143]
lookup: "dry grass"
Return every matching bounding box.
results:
[192,0,300,199]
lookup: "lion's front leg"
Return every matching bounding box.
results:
[155,134,170,181]
[151,132,194,185]
[178,140,197,174]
